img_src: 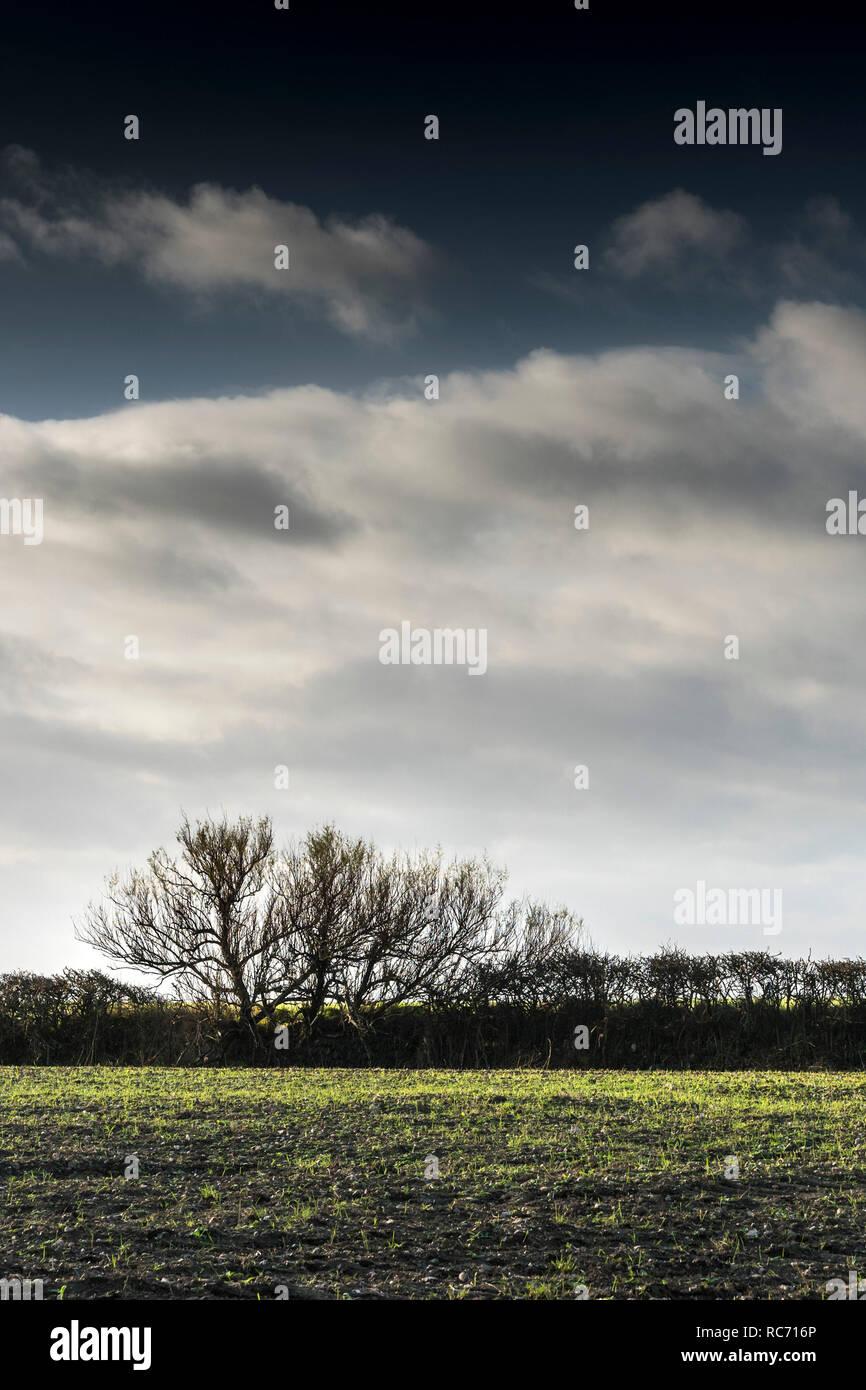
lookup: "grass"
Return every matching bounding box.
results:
[0,1066,862,1299]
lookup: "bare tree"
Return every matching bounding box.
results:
[490,900,585,1010]
[77,813,587,1050]
[76,813,281,1047]
[266,824,377,1034]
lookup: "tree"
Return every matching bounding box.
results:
[268,824,376,1034]
[76,813,283,1048]
[331,847,509,1025]
[77,813,571,1048]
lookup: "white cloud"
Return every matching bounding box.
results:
[754,299,866,437]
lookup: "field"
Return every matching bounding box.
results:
[0,1067,863,1300]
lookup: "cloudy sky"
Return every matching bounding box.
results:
[2,0,865,972]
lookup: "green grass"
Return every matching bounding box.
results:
[0,1067,862,1299]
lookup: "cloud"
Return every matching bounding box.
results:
[0,230,21,261]
[603,188,746,280]
[529,190,865,309]
[0,147,436,340]
[774,196,866,294]
[4,299,866,968]
[753,298,866,437]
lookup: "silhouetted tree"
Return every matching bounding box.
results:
[77,813,281,1048]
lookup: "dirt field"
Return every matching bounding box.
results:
[0,1067,862,1299]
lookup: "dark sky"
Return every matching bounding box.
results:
[0,0,863,415]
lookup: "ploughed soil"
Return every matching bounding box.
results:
[0,1067,862,1299]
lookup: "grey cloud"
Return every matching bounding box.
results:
[603,189,746,281]
[527,189,864,301]
[0,147,437,341]
[5,446,354,550]
[775,196,866,294]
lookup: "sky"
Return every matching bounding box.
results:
[1,0,866,973]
